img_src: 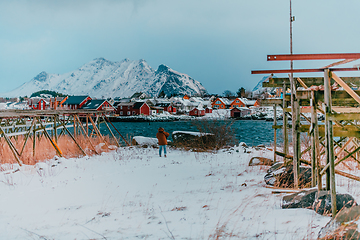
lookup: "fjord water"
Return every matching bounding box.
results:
[100,120,282,147]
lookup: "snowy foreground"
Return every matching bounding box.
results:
[0,145,332,239]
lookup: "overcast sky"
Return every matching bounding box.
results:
[1,0,360,95]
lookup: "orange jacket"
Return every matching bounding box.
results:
[156,130,169,145]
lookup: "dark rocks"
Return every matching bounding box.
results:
[282,188,318,209]
[318,206,360,239]
[249,157,274,166]
[172,131,215,146]
[313,191,357,216]
[264,163,312,188]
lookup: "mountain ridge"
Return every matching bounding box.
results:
[2,58,207,98]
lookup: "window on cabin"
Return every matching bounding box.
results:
[120,111,123,115]
[133,111,135,115]
[127,111,130,115]
[216,101,221,104]
[120,106,123,110]
[236,100,239,103]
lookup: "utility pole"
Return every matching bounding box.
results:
[289,0,300,188]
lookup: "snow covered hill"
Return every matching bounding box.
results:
[2,58,207,98]
[252,75,277,96]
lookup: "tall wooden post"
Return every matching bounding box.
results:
[54,115,58,143]
[311,91,321,189]
[289,74,300,188]
[324,69,337,217]
[283,81,289,156]
[273,104,277,162]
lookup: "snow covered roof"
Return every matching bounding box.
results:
[217,98,231,105]
[63,96,90,105]
[81,99,111,110]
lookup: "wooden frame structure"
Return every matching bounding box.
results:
[252,53,360,217]
[0,109,129,166]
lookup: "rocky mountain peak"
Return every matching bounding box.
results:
[156,64,170,74]
[2,58,207,98]
[33,71,48,82]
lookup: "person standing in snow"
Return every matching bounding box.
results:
[156,127,169,157]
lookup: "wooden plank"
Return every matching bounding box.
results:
[327,113,360,121]
[258,99,283,106]
[252,67,360,74]
[267,53,360,61]
[332,107,360,113]
[332,72,360,105]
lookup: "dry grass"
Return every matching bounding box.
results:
[174,120,236,151]
[0,135,117,165]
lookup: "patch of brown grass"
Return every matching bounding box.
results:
[0,134,117,165]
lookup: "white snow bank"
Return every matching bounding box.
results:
[172,130,213,136]
[133,136,159,145]
[0,145,336,239]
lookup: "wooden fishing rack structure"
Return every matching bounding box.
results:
[252,53,360,217]
[0,109,129,166]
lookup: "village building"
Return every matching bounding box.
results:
[28,97,49,110]
[183,94,190,100]
[49,96,68,110]
[116,102,150,116]
[230,107,251,118]
[155,102,176,114]
[81,99,115,111]
[189,107,205,117]
[205,107,213,114]
[211,98,231,109]
[150,106,164,115]
[116,103,135,116]
[132,102,150,115]
[63,96,92,109]
[229,98,246,109]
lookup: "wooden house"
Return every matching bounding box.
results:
[28,98,48,110]
[155,102,177,114]
[81,99,115,111]
[116,103,135,116]
[229,98,246,109]
[183,94,190,100]
[132,102,150,115]
[116,102,150,116]
[205,107,213,113]
[189,107,205,116]
[230,107,251,118]
[63,96,92,109]
[211,98,231,109]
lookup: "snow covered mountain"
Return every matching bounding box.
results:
[2,58,207,98]
[252,75,277,96]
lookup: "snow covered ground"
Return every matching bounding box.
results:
[0,144,337,239]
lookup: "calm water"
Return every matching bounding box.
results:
[100,120,283,147]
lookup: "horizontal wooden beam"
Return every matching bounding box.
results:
[258,98,284,106]
[300,125,360,137]
[262,77,360,88]
[327,113,360,121]
[275,151,360,182]
[252,67,360,75]
[267,53,360,61]
[296,90,360,107]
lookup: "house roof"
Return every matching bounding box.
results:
[155,102,171,107]
[81,99,110,110]
[215,98,231,105]
[231,107,250,111]
[63,96,90,105]
[117,102,134,107]
[133,102,146,109]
